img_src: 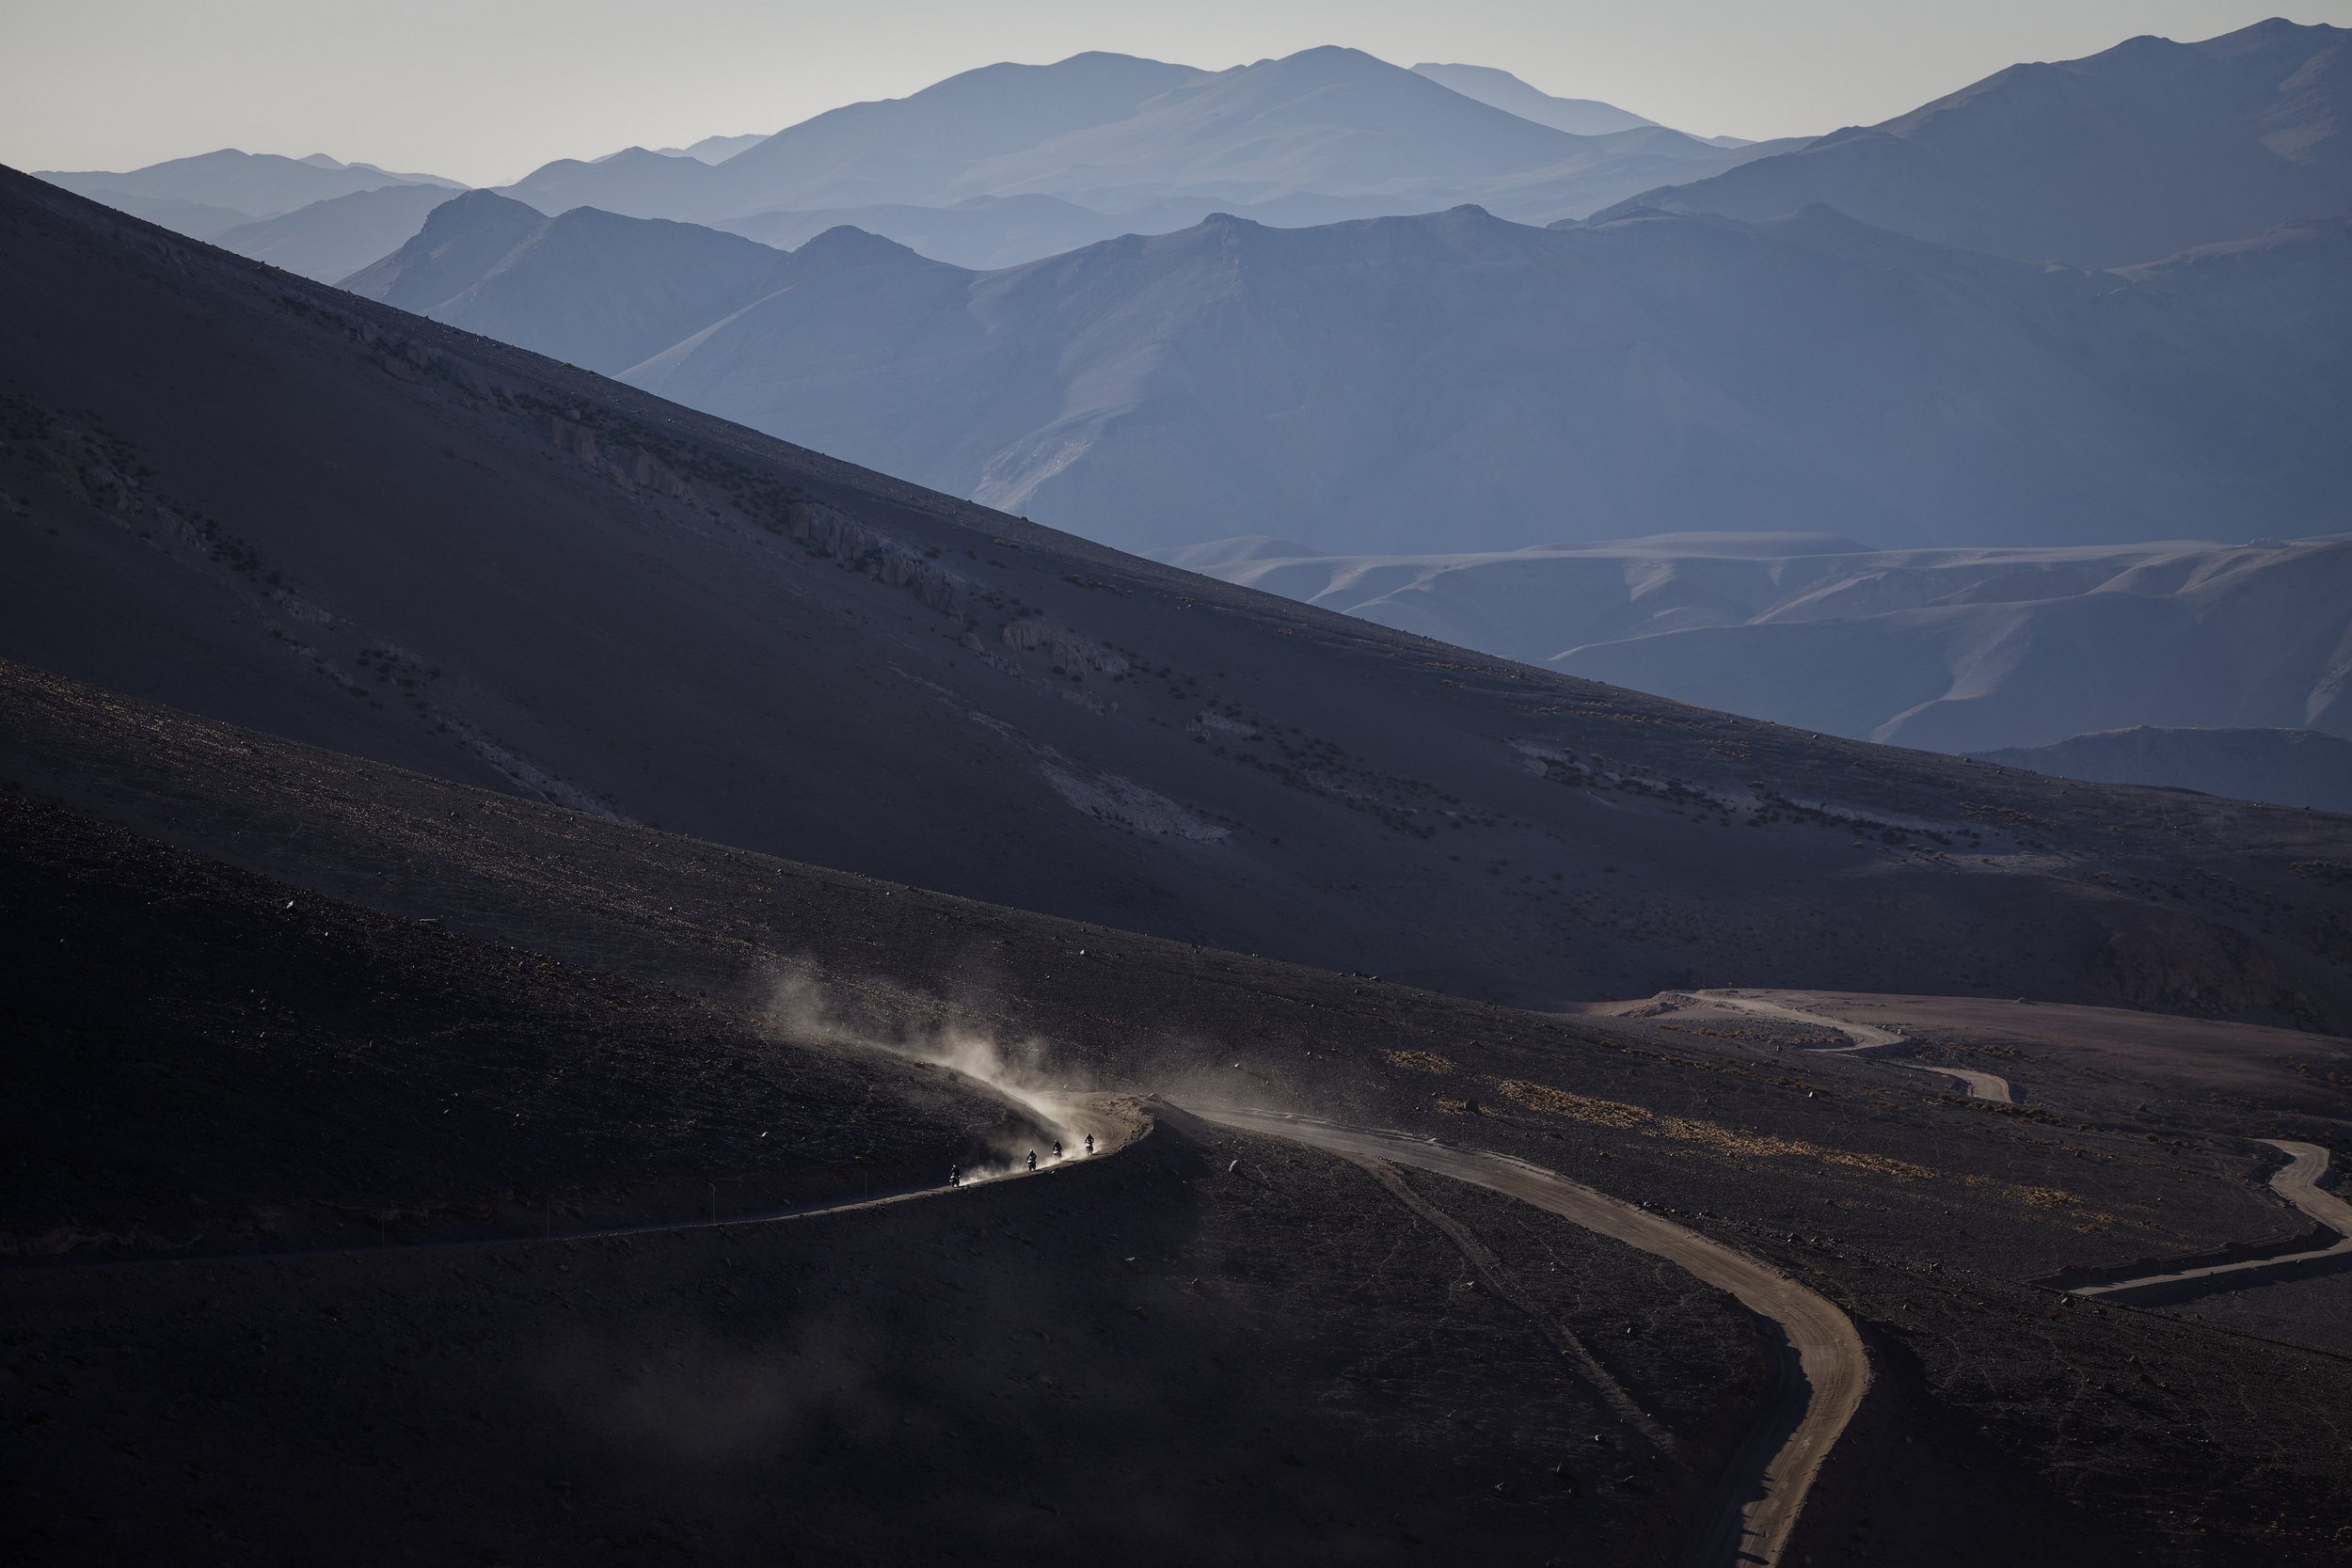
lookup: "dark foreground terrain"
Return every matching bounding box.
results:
[7,670,2352,1564]
[6,162,2352,1568]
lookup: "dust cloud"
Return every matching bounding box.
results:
[755,964,1117,1184]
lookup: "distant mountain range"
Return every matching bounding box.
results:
[38,149,464,239]
[1595,18,2352,266]
[492,46,1783,253]
[32,48,1772,277]
[645,133,768,164]
[43,21,2347,282]
[346,190,2352,558]
[1166,531,2352,761]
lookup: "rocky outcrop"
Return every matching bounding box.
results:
[548,416,700,502]
[1000,616,1128,675]
[1040,763,1228,842]
[779,499,970,621]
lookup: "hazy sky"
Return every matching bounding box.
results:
[5,0,2343,185]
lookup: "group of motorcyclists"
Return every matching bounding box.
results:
[947,1132,1093,1188]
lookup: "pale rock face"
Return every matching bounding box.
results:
[1040,764,1229,841]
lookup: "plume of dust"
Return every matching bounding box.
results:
[757,963,1105,1184]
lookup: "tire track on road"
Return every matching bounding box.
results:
[1192,1105,1867,1568]
[1342,1151,1677,1452]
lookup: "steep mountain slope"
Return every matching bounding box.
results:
[1594,19,2352,266]
[1168,534,2352,754]
[5,166,2348,1030]
[579,202,2351,554]
[336,186,550,308]
[42,190,255,240]
[212,182,463,283]
[1411,62,1662,135]
[348,191,977,382]
[1973,726,2352,813]
[2119,211,2352,396]
[344,192,801,372]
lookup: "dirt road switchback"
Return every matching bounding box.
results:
[2072,1139,2352,1298]
[1688,991,2015,1103]
[1189,1106,1868,1568]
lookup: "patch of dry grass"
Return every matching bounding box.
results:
[1496,1079,1935,1180]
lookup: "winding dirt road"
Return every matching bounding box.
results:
[1686,991,2014,1103]
[17,1094,1141,1273]
[2071,1140,2352,1298]
[1679,997,2352,1302]
[1192,1105,1868,1568]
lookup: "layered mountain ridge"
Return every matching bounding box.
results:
[344,191,2352,558]
[497,46,1773,232]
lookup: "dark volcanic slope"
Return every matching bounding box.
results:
[0,787,1039,1262]
[3,167,2350,1030]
